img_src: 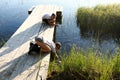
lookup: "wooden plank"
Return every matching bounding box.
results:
[0,5,62,80]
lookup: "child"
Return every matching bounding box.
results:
[42,13,56,26]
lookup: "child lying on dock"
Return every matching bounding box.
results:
[42,13,56,26]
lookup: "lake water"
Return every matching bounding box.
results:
[0,0,120,53]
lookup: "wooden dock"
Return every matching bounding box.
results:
[0,5,62,80]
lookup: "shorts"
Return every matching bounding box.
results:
[42,19,50,24]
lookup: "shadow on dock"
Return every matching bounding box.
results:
[0,22,51,79]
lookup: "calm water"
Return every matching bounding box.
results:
[0,0,120,52]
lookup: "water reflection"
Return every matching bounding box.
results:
[0,0,120,52]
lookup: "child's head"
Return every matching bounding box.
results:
[51,13,56,19]
[55,42,61,50]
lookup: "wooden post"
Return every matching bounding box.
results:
[53,11,62,42]
[56,11,62,24]
[28,6,35,14]
[53,25,57,42]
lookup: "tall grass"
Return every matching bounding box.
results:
[77,4,120,39]
[48,48,120,80]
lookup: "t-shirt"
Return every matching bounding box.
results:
[43,38,56,53]
[35,36,56,53]
[42,14,51,19]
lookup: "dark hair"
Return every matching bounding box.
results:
[51,13,56,17]
[55,42,61,50]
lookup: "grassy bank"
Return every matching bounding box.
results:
[77,4,120,39]
[47,48,120,80]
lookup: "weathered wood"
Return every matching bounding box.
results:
[0,5,62,80]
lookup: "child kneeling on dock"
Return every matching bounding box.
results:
[42,13,56,26]
[28,36,61,62]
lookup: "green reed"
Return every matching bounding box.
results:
[77,4,120,39]
[48,47,120,80]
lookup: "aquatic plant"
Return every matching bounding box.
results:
[77,4,120,40]
[48,47,120,80]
